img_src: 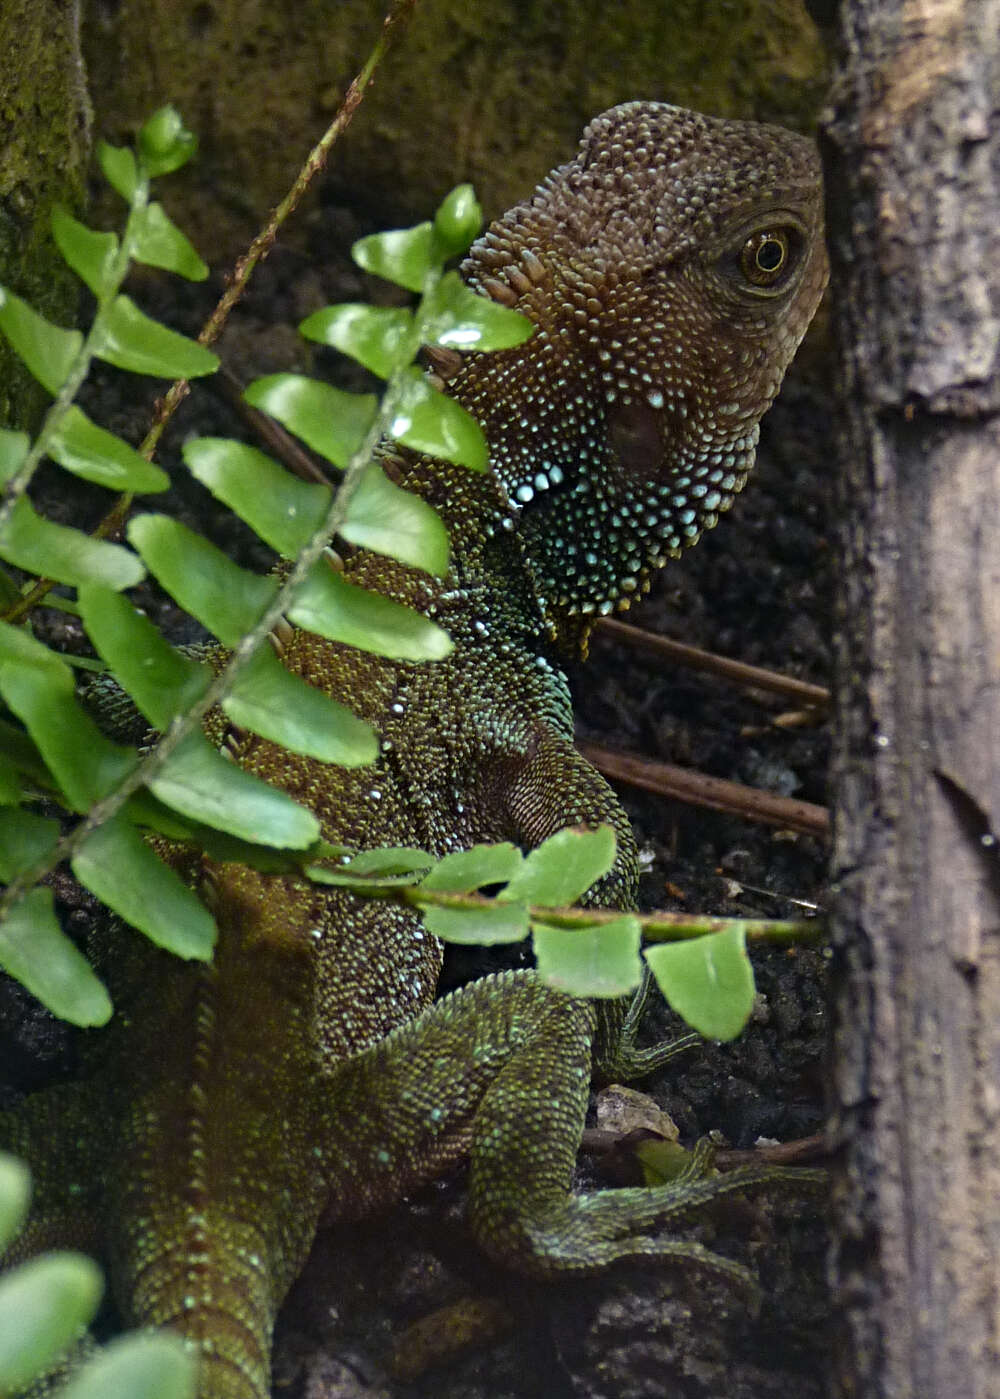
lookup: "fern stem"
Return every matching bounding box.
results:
[10,0,421,616]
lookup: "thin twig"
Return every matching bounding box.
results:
[579,739,830,839]
[213,364,333,486]
[580,1128,831,1169]
[594,616,830,711]
[713,1133,831,1169]
[12,0,419,616]
[135,0,421,470]
[389,885,824,945]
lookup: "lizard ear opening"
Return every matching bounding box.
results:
[606,399,668,485]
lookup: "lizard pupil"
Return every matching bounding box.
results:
[740,229,791,285]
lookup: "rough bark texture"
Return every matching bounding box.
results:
[823,2,1000,1396]
[81,0,826,256]
[0,0,91,429]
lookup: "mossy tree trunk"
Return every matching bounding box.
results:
[824,0,1000,1393]
[0,0,91,429]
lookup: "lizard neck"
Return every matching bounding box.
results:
[380,446,556,653]
[425,102,826,652]
[434,249,763,654]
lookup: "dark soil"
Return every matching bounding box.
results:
[3,189,834,1398]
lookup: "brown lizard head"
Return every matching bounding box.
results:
[450,101,828,646]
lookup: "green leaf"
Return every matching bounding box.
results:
[532,915,643,998]
[288,561,452,661]
[421,272,533,352]
[645,924,756,1041]
[78,583,210,730]
[634,1137,700,1186]
[389,367,487,471]
[0,497,145,590]
[133,203,209,280]
[244,373,376,470]
[123,790,315,873]
[47,405,169,493]
[128,514,277,648]
[149,731,319,849]
[0,626,137,809]
[0,806,59,881]
[0,766,21,803]
[182,437,330,557]
[342,462,450,576]
[422,899,530,945]
[223,647,378,766]
[0,1153,31,1252]
[92,296,218,378]
[0,887,112,1025]
[60,1333,198,1399]
[433,184,483,257]
[50,207,119,297]
[419,841,524,893]
[0,1251,103,1390]
[304,847,432,889]
[499,825,617,907]
[0,428,28,485]
[97,141,139,201]
[0,287,82,395]
[0,618,71,677]
[121,790,201,842]
[353,223,435,293]
[340,846,432,877]
[138,105,198,177]
[299,304,417,379]
[72,813,216,960]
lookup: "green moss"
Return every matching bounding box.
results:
[82,0,826,259]
[0,0,92,430]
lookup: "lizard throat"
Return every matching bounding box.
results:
[488,396,759,621]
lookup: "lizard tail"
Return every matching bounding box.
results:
[114,1208,276,1399]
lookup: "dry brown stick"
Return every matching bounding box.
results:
[133,0,419,472]
[594,615,830,711]
[713,1133,831,1169]
[580,1128,831,1169]
[579,739,830,839]
[213,364,333,486]
[7,0,418,622]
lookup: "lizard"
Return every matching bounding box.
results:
[0,101,828,1397]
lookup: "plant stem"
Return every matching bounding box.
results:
[390,886,825,946]
[12,0,421,614]
[0,379,401,918]
[0,178,151,546]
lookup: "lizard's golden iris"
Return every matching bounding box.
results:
[740,227,794,286]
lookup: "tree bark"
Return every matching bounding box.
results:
[823,2,1000,1396]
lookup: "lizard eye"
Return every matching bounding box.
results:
[721,219,806,296]
[741,230,790,283]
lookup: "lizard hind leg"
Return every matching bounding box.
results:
[462,996,821,1301]
[319,970,819,1305]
